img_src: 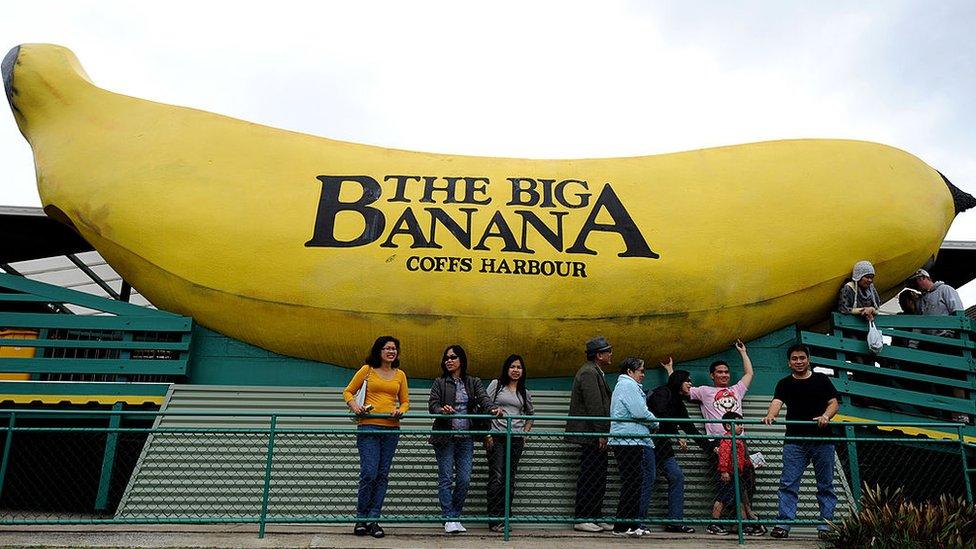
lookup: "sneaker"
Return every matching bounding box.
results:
[663,524,696,533]
[748,524,768,536]
[597,522,614,531]
[489,524,505,533]
[454,522,467,533]
[770,526,789,539]
[444,521,461,534]
[634,527,652,536]
[612,528,642,537]
[706,524,729,535]
[818,530,831,541]
[573,522,603,533]
[353,522,368,536]
[367,523,385,539]
[742,525,757,535]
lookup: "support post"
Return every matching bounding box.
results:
[960,426,973,504]
[503,416,512,542]
[0,412,15,502]
[845,425,862,510]
[729,419,744,545]
[258,415,277,538]
[94,402,123,511]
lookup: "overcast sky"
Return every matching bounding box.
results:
[3,1,976,302]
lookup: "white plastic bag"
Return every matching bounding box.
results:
[867,320,884,353]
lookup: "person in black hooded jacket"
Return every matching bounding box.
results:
[646,361,713,533]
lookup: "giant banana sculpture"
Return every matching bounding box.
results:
[4,44,972,378]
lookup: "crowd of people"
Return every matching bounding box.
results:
[338,262,965,539]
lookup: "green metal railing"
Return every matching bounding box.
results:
[0,272,191,390]
[0,409,972,544]
[801,312,975,433]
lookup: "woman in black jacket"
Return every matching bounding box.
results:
[428,345,500,534]
[646,364,711,533]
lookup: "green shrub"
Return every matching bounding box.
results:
[822,484,976,548]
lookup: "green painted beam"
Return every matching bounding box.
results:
[833,378,976,414]
[0,358,186,375]
[809,355,973,390]
[803,332,974,371]
[0,294,58,303]
[0,381,170,397]
[0,272,180,318]
[833,311,974,332]
[0,313,191,332]
[0,338,189,351]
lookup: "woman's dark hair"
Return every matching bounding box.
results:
[618,357,645,375]
[439,344,468,378]
[494,354,529,404]
[366,336,400,369]
[667,369,691,393]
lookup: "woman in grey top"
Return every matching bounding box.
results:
[483,354,535,532]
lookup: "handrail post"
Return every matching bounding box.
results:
[960,426,973,503]
[0,412,14,502]
[258,414,277,538]
[844,425,862,510]
[503,415,512,541]
[729,419,744,545]
[94,402,123,511]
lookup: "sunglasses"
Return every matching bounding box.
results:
[445,354,459,360]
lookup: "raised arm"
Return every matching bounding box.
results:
[735,339,754,389]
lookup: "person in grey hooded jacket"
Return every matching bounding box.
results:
[837,260,881,321]
[910,268,964,317]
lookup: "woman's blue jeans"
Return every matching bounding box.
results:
[434,437,474,518]
[356,425,400,519]
[658,455,685,521]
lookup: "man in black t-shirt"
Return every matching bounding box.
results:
[762,343,839,540]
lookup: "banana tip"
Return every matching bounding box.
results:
[2,45,18,113]
[940,172,976,215]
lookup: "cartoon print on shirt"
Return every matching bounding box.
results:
[713,388,738,414]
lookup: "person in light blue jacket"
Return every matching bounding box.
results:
[608,357,658,537]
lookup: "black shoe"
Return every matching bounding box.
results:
[818,530,831,541]
[664,524,696,533]
[353,522,368,536]
[770,526,789,539]
[367,522,385,538]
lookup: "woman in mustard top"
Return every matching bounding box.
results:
[343,336,410,538]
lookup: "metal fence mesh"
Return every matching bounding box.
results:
[0,413,971,543]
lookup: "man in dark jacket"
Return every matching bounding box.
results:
[647,364,711,533]
[566,336,613,533]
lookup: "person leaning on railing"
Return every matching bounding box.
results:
[837,260,881,321]
[762,343,839,541]
[342,335,410,539]
[483,354,535,533]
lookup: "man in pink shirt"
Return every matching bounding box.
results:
[685,340,755,534]
[689,340,755,447]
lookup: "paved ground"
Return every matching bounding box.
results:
[0,525,823,548]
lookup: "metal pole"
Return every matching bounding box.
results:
[94,403,123,511]
[845,425,862,510]
[258,415,277,538]
[0,412,14,502]
[503,416,512,542]
[729,419,744,545]
[959,426,973,503]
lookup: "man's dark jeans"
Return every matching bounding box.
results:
[486,435,525,527]
[574,443,608,520]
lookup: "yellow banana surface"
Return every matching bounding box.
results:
[3,44,967,378]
